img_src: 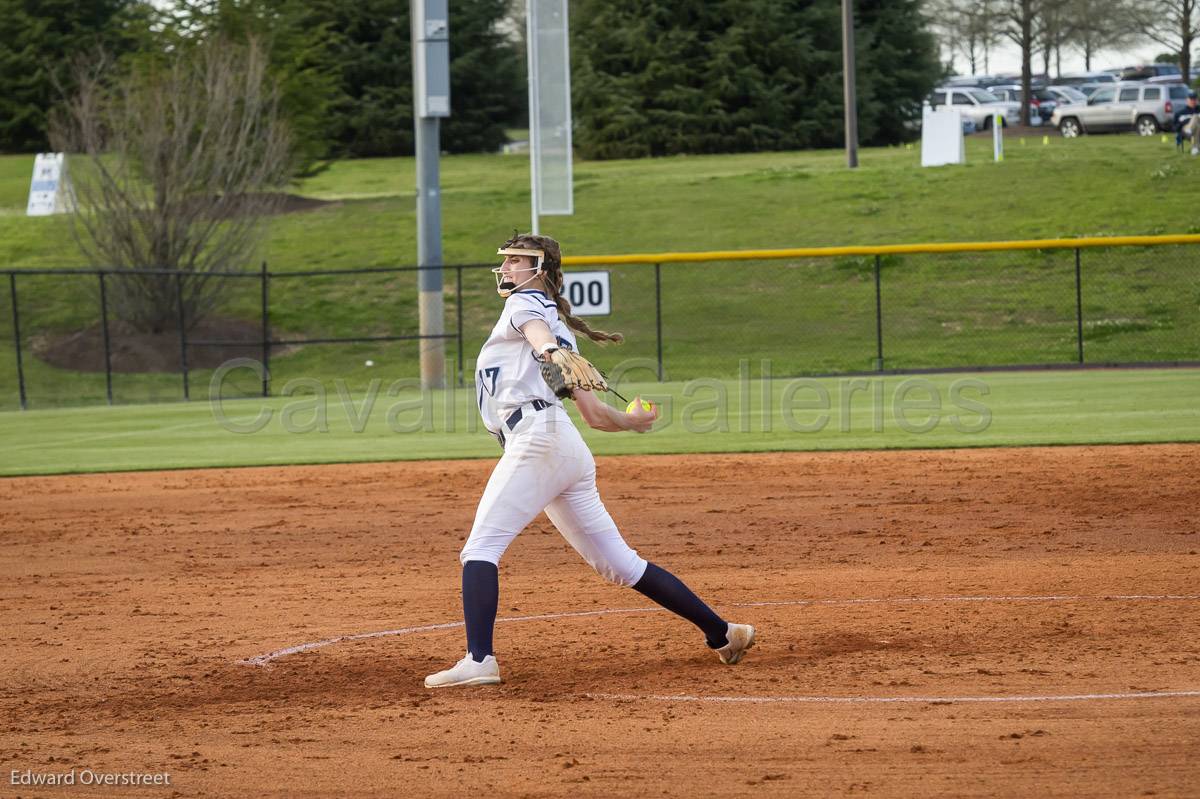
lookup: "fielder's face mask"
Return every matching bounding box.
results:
[493,246,545,298]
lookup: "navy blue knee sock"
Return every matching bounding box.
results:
[462,560,499,662]
[633,562,729,648]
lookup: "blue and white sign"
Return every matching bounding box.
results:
[562,270,611,316]
[27,153,71,216]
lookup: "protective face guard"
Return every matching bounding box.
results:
[494,246,545,297]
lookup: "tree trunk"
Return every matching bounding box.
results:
[1182,5,1193,82]
[1021,0,1033,126]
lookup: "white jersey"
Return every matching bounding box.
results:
[475,289,579,436]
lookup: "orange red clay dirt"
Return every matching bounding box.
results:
[2,444,1198,798]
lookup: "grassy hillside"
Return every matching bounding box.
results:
[1,134,1198,411]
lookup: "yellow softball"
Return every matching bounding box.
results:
[625,398,653,414]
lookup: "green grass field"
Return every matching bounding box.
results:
[6,134,1197,269]
[1,369,1196,476]
[2,134,1199,411]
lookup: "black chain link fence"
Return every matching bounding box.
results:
[3,241,1197,410]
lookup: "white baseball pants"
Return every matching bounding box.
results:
[460,405,649,586]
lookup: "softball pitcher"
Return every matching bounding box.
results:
[424,233,755,688]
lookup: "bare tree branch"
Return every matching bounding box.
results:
[49,36,294,333]
[1069,0,1140,71]
[930,0,1005,75]
[1039,0,1078,78]
[1129,0,1199,80]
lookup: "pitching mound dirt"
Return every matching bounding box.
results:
[2,445,1198,797]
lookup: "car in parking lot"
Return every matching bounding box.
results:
[988,84,1064,124]
[1075,82,1111,99]
[1120,64,1191,82]
[908,102,978,135]
[1146,73,1190,85]
[1056,71,1118,87]
[944,75,1019,90]
[928,86,1021,130]
[1052,82,1192,136]
[1045,85,1089,106]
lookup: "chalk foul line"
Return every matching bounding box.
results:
[238,592,1200,667]
[585,690,1200,705]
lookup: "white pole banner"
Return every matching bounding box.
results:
[527,0,573,222]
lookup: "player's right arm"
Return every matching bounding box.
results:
[574,388,657,433]
[518,317,557,352]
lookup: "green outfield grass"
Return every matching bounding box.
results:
[1,135,1199,411]
[1,369,1196,477]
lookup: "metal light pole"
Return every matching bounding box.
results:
[526,0,540,235]
[412,0,450,389]
[842,0,859,169]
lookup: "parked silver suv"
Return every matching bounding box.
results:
[1051,82,1193,136]
[929,87,1021,130]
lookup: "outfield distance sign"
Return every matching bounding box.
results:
[562,271,610,316]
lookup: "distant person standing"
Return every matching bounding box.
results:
[1174,91,1200,155]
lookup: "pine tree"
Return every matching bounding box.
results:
[292,0,523,158]
[0,0,522,158]
[855,0,944,144]
[0,0,152,153]
[571,0,942,159]
[445,0,524,154]
[166,0,345,173]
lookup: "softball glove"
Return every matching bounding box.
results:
[539,348,609,399]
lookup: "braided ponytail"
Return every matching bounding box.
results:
[508,233,624,345]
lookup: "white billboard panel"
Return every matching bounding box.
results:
[527,0,573,217]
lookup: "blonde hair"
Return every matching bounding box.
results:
[503,233,624,344]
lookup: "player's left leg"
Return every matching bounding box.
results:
[426,424,585,688]
[544,431,755,663]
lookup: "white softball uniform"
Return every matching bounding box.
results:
[461,290,648,587]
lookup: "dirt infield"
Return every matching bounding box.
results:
[2,444,1198,798]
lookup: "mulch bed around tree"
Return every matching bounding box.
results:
[31,317,266,373]
[28,192,335,374]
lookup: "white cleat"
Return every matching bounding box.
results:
[715,623,756,665]
[424,653,502,688]
[1192,146,1199,156]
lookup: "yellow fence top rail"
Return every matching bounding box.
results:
[561,234,1200,266]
